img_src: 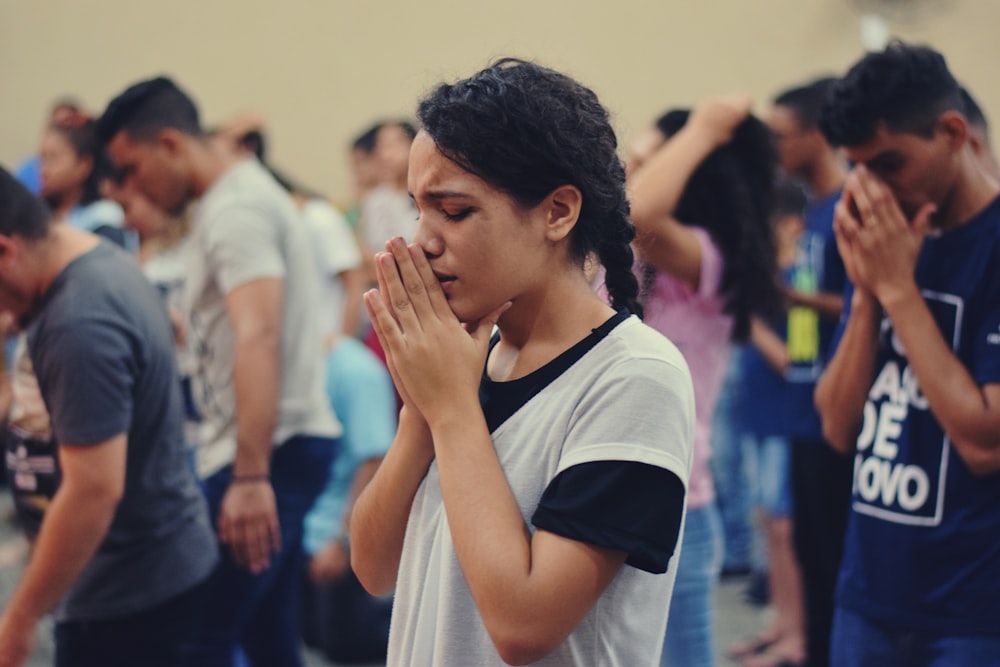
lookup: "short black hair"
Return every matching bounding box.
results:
[383,120,417,142]
[96,76,201,145]
[960,86,988,134]
[773,77,838,130]
[352,123,383,153]
[0,165,52,240]
[820,41,962,147]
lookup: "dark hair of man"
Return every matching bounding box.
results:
[0,165,52,240]
[96,76,201,146]
[772,180,809,222]
[652,110,782,342]
[352,124,383,154]
[773,77,839,131]
[239,130,266,161]
[386,120,418,142]
[47,117,105,208]
[416,58,642,318]
[819,41,962,148]
[960,87,989,136]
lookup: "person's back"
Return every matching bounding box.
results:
[28,240,217,619]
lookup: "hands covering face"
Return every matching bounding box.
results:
[833,165,937,305]
[364,237,510,428]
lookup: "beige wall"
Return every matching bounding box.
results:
[2,0,997,203]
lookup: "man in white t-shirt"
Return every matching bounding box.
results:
[98,76,341,667]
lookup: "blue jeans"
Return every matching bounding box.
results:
[830,606,1000,667]
[710,348,752,572]
[662,503,724,667]
[182,435,337,667]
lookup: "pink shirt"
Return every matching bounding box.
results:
[641,227,733,509]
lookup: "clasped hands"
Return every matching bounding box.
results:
[833,165,936,308]
[364,237,510,427]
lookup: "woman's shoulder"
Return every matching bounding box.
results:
[600,316,692,380]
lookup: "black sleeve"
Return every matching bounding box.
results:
[531,460,685,574]
[92,225,128,249]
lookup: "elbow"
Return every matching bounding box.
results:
[492,629,561,666]
[349,535,397,597]
[820,421,856,456]
[954,437,1000,477]
[815,389,858,455]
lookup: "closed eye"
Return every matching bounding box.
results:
[443,207,474,222]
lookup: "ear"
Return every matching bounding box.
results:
[542,184,583,243]
[937,110,968,151]
[156,128,189,158]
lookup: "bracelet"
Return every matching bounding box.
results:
[230,474,270,485]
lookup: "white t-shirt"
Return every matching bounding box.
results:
[360,183,417,250]
[300,198,361,337]
[184,159,341,477]
[388,316,695,667]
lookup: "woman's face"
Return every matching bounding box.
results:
[102,180,171,239]
[39,129,90,199]
[407,131,557,324]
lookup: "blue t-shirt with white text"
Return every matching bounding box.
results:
[836,195,1000,635]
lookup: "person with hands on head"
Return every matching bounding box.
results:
[97,77,341,667]
[628,95,783,667]
[815,42,1000,666]
[350,58,696,667]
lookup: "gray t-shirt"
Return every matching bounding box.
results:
[388,316,695,666]
[27,241,218,622]
[184,159,341,477]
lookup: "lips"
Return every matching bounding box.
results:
[433,271,457,294]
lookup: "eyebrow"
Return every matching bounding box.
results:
[410,190,475,201]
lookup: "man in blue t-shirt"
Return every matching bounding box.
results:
[816,42,1000,666]
[767,77,852,667]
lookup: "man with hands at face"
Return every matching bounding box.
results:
[815,43,1000,666]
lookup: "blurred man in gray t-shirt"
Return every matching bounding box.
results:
[0,166,217,667]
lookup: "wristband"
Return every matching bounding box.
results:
[230,474,270,485]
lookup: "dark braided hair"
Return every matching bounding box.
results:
[650,109,782,342]
[416,58,643,318]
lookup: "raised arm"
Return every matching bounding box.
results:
[628,96,751,289]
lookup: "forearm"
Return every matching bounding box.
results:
[350,411,434,595]
[629,124,717,227]
[5,481,117,628]
[430,410,550,648]
[749,317,788,374]
[787,289,844,321]
[232,334,280,475]
[882,287,1000,474]
[815,291,881,452]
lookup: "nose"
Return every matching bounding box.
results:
[412,215,444,258]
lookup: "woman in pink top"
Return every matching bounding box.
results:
[629,97,782,667]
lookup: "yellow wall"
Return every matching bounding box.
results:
[2,0,997,202]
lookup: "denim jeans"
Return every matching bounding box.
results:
[661,503,724,667]
[830,606,1000,667]
[181,434,337,667]
[709,348,753,572]
[55,576,209,667]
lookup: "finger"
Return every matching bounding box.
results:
[377,250,423,333]
[911,202,937,240]
[373,253,399,324]
[834,199,861,240]
[467,301,512,348]
[848,168,879,229]
[387,237,435,318]
[365,288,408,356]
[246,518,272,573]
[407,243,451,317]
[860,170,907,233]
